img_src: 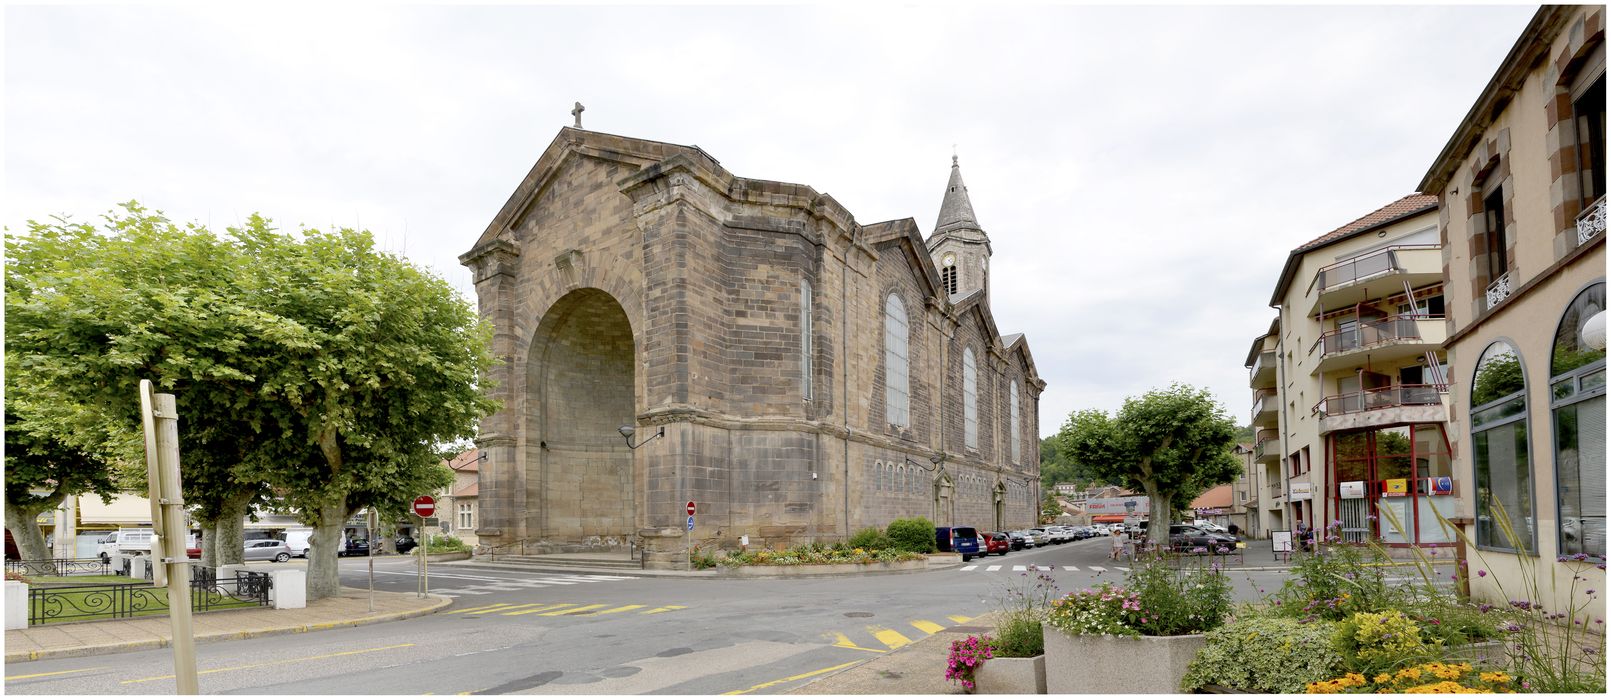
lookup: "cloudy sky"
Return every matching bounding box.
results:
[5,1,1540,437]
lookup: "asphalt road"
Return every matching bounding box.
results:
[6,537,1310,695]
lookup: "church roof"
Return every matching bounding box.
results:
[1001,333,1023,347]
[933,156,986,237]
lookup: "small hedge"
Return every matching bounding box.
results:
[720,543,925,567]
[886,517,936,553]
[848,526,895,551]
[1181,615,1342,693]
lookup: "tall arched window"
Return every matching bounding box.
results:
[1010,380,1021,464]
[801,279,813,400]
[1551,282,1606,560]
[884,294,910,428]
[963,347,978,449]
[1472,340,1532,552]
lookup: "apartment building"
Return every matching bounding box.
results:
[1251,196,1452,548]
[1419,5,1604,610]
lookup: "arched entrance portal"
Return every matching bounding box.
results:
[527,288,636,546]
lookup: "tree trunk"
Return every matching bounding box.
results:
[3,498,56,575]
[306,496,349,601]
[212,493,252,566]
[1147,490,1173,548]
[200,526,219,568]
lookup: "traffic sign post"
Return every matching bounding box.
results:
[413,496,437,518]
[686,501,696,516]
[139,380,197,695]
[412,496,436,598]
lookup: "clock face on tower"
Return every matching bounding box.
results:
[942,253,956,267]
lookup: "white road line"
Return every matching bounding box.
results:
[1011,566,1026,572]
[1117,567,1129,572]
[1062,566,1078,571]
[985,565,1001,572]
[961,565,978,571]
[1089,566,1107,573]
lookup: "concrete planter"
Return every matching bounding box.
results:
[423,551,471,563]
[1043,628,1207,694]
[5,580,27,630]
[722,559,926,578]
[973,654,1046,694]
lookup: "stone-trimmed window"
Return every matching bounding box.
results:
[459,502,474,530]
[963,347,979,450]
[801,279,813,400]
[1472,339,1534,552]
[1570,50,1605,210]
[884,293,910,428]
[1010,380,1021,464]
[1550,282,1606,560]
[1481,176,1510,290]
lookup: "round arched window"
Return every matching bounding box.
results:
[1550,282,1606,560]
[1471,340,1532,552]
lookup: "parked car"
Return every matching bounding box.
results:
[1024,528,1051,547]
[283,530,314,558]
[935,526,982,562]
[1192,520,1229,534]
[1168,524,1241,553]
[1008,530,1036,549]
[336,538,371,557]
[1003,531,1027,550]
[981,532,1012,556]
[242,539,293,562]
[394,535,418,554]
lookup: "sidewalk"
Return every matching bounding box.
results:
[5,587,449,663]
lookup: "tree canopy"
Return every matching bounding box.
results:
[1052,383,1240,544]
[4,203,496,596]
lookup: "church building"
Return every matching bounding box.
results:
[461,127,1044,568]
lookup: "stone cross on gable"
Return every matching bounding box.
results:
[572,102,585,129]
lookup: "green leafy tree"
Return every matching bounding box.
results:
[1053,384,1240,544]
[1041,492,1062,523]
[2,405,120,572]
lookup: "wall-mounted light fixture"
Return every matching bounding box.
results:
[618,424,665,450]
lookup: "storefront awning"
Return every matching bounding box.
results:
[1092,515,1128,523]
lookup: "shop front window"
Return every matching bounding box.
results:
[1472,340,1533,553]
[1329,424,1453,545]
[1551,282,1606,560]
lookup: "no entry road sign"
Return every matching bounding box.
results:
[412,496,436,518]
[686,501,697,516]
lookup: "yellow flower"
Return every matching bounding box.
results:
[1374,673,1393,684]
[1479,672,1511,684]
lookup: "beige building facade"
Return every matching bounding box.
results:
[1252,197,1453,548]
[461,129,1043,566]
[1419,5,1604,612]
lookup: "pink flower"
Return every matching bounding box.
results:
[1477,569,1487,577]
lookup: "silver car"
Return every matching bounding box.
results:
[243,539,293,562]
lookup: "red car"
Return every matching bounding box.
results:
[981,532,1012,556]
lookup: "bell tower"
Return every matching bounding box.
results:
[927,154,992,301]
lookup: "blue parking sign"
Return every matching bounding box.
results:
[687,515,695,531]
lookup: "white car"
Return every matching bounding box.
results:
[243,539,293,562]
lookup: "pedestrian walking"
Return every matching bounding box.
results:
[1109,526,1127,561]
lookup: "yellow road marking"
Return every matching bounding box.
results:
[539,603,607,616]
[869,626,913,649]
[722,660,863,695]
[453,603,517,615]
[642,605,687,614]
[122,643,414,684]
[480,603,554,615]
[501,603,578,616]
[946,615,973,624]
[5,667,106,681]
[574,604,646,617]
[911,620,945,634]
[827,632,888,653]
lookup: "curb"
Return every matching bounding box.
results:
[4,593,452,664]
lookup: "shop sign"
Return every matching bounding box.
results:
[1428,476,1453,495]
[1383,479,1409,497]
[1289,482,1313,501]
[1087,496,1150,514]
[1339,481,1366,499]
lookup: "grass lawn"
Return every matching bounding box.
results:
[29,582,263,624]
[24,574,145,586]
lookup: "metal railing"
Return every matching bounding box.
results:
[1310,245,1439,295]
[1268,484,1285,500]
[27,569,271,625]
[1249,351,1277,384]
[1314,314,1431,357]
[1486,272,1513,309]
[1313,384,1446,417]
[1578,195,1606,246]
[6,558,112,577]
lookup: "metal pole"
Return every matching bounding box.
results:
[421,515,428,598]
[152,391,198,695]
[367,509,376,613]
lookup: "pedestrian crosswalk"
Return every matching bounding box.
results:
[825,615,975,653]
[447,602,687,617]
[958,564,1127,573]
[410,572,639,597]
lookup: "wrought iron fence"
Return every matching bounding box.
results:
[5,558,112,577]
[27,569,271,625]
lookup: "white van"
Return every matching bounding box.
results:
[283,529,314,558]
[97,528,154,562]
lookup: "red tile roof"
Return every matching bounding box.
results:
[445,448,479,473]
[1296,194,1439,252]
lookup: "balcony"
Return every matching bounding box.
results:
[1313,384,1449,435]
[1486,272,1513,310]
[1311,314,1447,374]
[1267,483,1285,502]
[1254,429,1280,464]
[1308,245,1442,315]
[1249,350,1277,388]
[1578,195,1605,247]
[1251,389,1279,427]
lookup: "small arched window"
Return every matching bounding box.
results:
[963,347,979,449]
[1550,282,1605,560]
[1471,340,1532,552]
[1010,380,1021,464]
[885,294,910,428]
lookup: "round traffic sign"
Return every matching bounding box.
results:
[413,496,437,518]
[686,501,697,516]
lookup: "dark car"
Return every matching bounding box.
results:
[336,538,371,557]
[981,532,1012,556]
[394,536,418,554]
[1004,531,1027,550]
[1168,525,1241,553]
[935,526,983,562]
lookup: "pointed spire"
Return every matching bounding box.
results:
[934,155,983,236]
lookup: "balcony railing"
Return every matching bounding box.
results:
[1486,272,1513,310]
[1249,350,1277,386]
[1251,389,1277,420]
[1579,195,1606,246]
[1313,384,1447,417]
[1254,429,1279,460]
[1311,245,1438,294]
[1268,484,1285,500]
[1314,314,1432,357]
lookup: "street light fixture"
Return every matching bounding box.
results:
[618,424,664,450]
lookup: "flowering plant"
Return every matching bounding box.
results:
[1305,661,1515,694]
[1045,583,1141,637]
[944,634,993,691]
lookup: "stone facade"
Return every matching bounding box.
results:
[461,129,1044,566]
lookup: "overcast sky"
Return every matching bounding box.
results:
[5,2,1541,438]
